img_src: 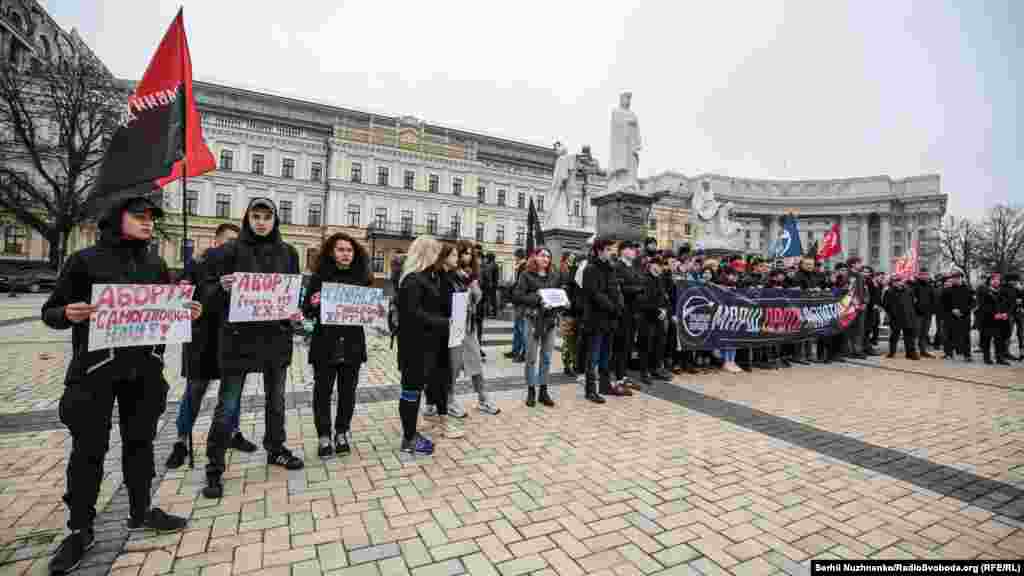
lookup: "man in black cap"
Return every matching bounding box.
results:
[43,195,199,574]
[612,240,644,392]
[940,270,974,361]
[202,198,304,499]
[911,269,937,358]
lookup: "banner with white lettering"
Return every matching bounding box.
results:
[228,273,302,323]
[449,292,468,348]
[320,283,388,329]
[675,282,860,350]
[88,284,194,351]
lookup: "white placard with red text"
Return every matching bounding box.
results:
[228,273,302,323]
[88,284,194,351]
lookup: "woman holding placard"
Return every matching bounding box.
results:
[303,232,371,459]
[512,247,563,408]
[454,240,500,415]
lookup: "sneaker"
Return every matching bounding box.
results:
[478,401,501,415]
[48,530,95,574]
[317,440,333,459]
[202,476,223,499]
[576,374,586,384]
[267,448,304,470]
[400,433,434,455]
[231,432,258,453]
[422,404,438,418]
[444,420,465,439]
[335,433,351,455]
[165,441,188,469]
[126,508,188,532]
[447,402,467,419]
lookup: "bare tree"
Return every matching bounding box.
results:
[0,57,125,268]
[937,215,983,280]
[977,204,1024,275]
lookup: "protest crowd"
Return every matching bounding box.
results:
[38,193,1024,574]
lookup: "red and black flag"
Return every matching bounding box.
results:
[527,197,545,255]
[95,9,214,202]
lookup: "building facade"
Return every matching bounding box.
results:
[644,172,947,272]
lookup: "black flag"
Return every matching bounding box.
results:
[527,197,545,255]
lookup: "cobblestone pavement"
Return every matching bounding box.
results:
[1,297,1023,575]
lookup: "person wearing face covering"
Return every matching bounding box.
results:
[303,232,372,459]
[201,198,304,500]
[43,195,199,574]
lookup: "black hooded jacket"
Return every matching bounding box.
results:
[302,246,371,367]
[42,196,172,384]
[204,198,301,375]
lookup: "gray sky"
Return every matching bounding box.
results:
[49,0,1021,218]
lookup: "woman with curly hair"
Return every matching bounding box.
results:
[454,240,500,415]
[303,232,372,458]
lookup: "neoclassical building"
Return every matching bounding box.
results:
[644,172,946,273]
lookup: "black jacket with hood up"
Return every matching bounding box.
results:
[204,198,301,375]
[42,196,172,385]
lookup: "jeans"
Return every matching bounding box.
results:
[721,349,736,363]
[512,315,526,356]
[524,320,555,387]
[590,333,611,373]
[176,379,241,438]
[206,364,287,478]
[313,363,360,438]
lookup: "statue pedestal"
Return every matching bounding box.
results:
[592,191,668,242]
[542,228,593,265]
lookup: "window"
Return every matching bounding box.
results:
[372,251,385,274]
[347,203,361,227]
[496,224,505,244]
[185,190,199,216]
[893,245,904,258]
[401,210,414,235]
[536,195,544,212]
[377,166,389,186]
[282,158,295,179]
[351,162,362,183]
[279,201,292,225]
[452,177,463,196]
[3,226,26,254]
[308,202,322,227]
[476,222,485,242]
[515,226,525,246]
[497,189,506,207]
[517,191,525,209]
[216,194,231,218]
[893,216,904,228]
[572,200,581,217]
[219,150,233,171]
[251,154,265,175]
[310,162,322,182]
[871,246,880,260]
[450,214,461,238]
[374,207,387,229]
[426,213,439,235]
[429,174,439,193]
[404,170,415,190]
[477,186,486,203]
[745,230,751,239]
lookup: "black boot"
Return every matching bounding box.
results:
[202,474,223,499]
[538,386,555,407]
[585,373,605,404]
[525,386,536,407]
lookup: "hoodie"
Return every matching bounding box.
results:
[42,195,171,382]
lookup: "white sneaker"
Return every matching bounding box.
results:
[478,401,501,415]
[444,421,465,439]
[576,374,585,384]
[447,402,467,419]
[423,405,438,418]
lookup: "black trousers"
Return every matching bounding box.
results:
[613,313,636,380]
[637,316,666,374]
[485,289,498,317]
[889,325,917,357]
[206,363,288,478]
[576,319,590,375]
[60,373,167,529]
[943,316,971,357]
[313,362,360,438]
[980,321,1011,361]
[916,313,933,353]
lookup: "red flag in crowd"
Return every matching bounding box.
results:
[817,223,841,260]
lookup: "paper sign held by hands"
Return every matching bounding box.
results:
[320,283,388,329]
[538,288,569,309]
[449,292,468,348]
[228,273,302,322]
[88,284,194,351]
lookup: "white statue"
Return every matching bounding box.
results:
[546,142,575,228]
[690,181,743,250]
[608,92,641,195]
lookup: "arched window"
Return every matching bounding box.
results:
[38,35,51,61]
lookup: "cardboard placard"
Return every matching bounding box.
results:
[88,284,194,351]
[449,292,468,348]
[538,288,569,309]
[228,273,302,322]
[320,283,388,329]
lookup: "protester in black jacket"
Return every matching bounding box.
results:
[513,247,562,408]
[636,256,671,383]
[43,196,197,574]
[166,223,255,470]
[883,275,919,360]
[202,198,303,499]
[977,273,1013,365]
[582,238,622,402]
[940,271,974,360]
[303,232,372,459]
[911,270,937,357]
[612,241,643,391]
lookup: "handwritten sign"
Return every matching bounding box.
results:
[538,288,569,309]
[320,283,388,328]
[88,284,194,351]
[449,292,468,348]
[228,273,302,323]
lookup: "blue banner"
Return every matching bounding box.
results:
[675,282,861,350]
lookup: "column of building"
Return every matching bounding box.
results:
[879,213,891,273]
[859,217,870,263]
